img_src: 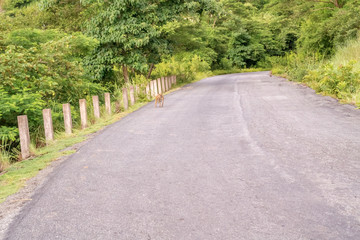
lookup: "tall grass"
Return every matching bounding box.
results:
[331,37,360,72]
[0,150,11,171]
[271,35,360,107]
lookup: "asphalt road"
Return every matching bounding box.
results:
[4,72,360,239]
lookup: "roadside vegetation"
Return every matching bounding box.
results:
[268,0,360,106]
[0,0,359,177]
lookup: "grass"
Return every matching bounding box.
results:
[332,37,360,72]
[0,150,11,172]
[270,36,360,108]
[212,67,269,76]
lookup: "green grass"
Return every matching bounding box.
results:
[211,68,269,76]
[331,37,360,72]
[270,37,360,107]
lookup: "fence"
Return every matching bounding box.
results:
[17,75,177,159]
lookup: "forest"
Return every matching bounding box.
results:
[0,0,360,170]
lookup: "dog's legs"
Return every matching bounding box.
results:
[155,99,157,107]
[161,98,164,107]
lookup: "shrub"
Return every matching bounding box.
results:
[152,53,210,83]
[0,37,103,159]
[3,0,33,10]
[304,61,360,102]
[5,28,64,49]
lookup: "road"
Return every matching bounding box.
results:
[4,72,360,239]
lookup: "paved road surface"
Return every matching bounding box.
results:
[4,72,360,239]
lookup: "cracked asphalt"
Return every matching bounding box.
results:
[3,72,360,239]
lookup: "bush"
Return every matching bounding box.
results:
[3,0,33,10]
[304,61,360,102]
[0,37,103,159]
[5,28,64,49]
[151,53,210,83]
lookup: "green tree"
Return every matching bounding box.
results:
[81,0,216,83]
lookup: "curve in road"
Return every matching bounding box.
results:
[3,72,360,239]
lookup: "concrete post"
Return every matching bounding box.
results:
[79,99,87,129]
[115,101,121,112]
[42,109,54,143]
[146,83,150,97]
[168,76,172,89]
[92,95,100,119]
[165,76,169,91]
[150,81,154,97]
[129,86,135,106]
[153,80,158,96]
[157,78,162,94]
[17,115,30,159]
[62,103,72,135]
[122,88,129,110]
[104,93,111,115]
[161,77,165,93]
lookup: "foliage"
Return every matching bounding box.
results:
[271,35,360,107]
[304,62,360,103]
[0,33,103,159]
[152,54,211,83]
[2,0,34,10]
[82,0,217,82]
[5,29,65,49]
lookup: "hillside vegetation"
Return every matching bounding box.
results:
[0,0,359,170]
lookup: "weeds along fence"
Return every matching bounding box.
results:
[16,75,177,160]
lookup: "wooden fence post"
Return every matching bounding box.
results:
[104,93,111,115]
[17,115,30,159]
[79,99,87,129]
[157,78,162,94]
[129,86,135,106]
[62,103,72,135]
[42,109,54,143]
[122,88,129,110]
[174,75,177,84]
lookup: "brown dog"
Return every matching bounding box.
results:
[155,94,164,107]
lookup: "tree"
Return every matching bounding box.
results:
[81,0,217,83]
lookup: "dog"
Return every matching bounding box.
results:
[155,94,164,107]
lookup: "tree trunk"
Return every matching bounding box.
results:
[147,63,154,79]
[122,65,129,83]
[213,17,217,28]
[333,0,343,8]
